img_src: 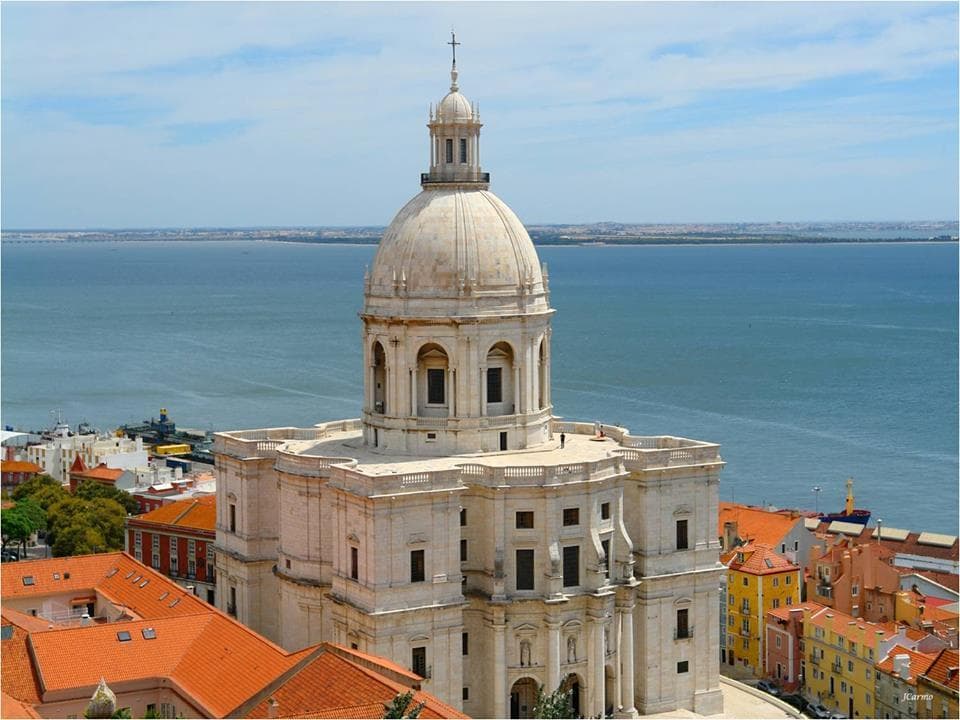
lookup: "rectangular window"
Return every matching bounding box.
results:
[516,549,534,590]
[460,508,467,526]
[728,593,733,605]
[781,543,786,553]
[459,138,467,163]
[773,577,779,587]
[170,536,177,556]
[427,368,445,404]
[600,502,610,520]
[462,632,469,655]
[676,519,689,550]
[776,635,782,648]
[601,538,610,578]
[773,598,780,609]
[516,511,534,529]
[487,367,502,403]
[152,534,160,550]
[562,545,579,587]
[229,586,237,615]
[786,575,792,585]
[410,549,425,583]
[728,615,734,627]
[351,547,359,580]
[676,608,689,639]
[152,554,160,570]
[562,507,579,526]
[188,538,196,558]
[460,538,468,562]
[851,584,859,596]
[677,660,689,673]
[170,553,179,575]
[134,531,141,548]
[742,637,749,649]
[187,559,196,577]
[786,596,793,606]
[445,138,453,164]
[462,687,469,701]
[229,504,236,533]
[412,646,427,677]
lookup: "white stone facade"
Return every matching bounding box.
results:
[214,53,724,718]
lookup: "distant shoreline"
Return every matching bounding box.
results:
[2,236,957,247]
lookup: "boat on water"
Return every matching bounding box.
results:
[819,477,871,525]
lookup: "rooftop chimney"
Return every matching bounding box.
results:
[81,613,91,627]
[893,653,911,680]
[267,698,279,719]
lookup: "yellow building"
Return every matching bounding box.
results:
[725,543,800,675]
[803,605,906,718]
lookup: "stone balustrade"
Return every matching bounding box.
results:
[214,419,362,459]
[331,466,464,497]
[616,444,721,470]
[275,450,357,477]
[458,455,624,487]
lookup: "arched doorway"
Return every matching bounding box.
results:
[510,677,538,719]
[416,343,449,417]
[372,341,386,414]
[560,673,582,717]
[485,341,515,415]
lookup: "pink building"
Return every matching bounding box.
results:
[807,535,902,623]
[765,601,827,691]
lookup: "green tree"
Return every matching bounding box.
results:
[532,682,575,719]
[382,691,425,719]
[1,498,46,555]
[12,474,65,508]
[75,480,139,516]
[48,496,127,557]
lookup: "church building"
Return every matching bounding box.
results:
[214,41,724,718]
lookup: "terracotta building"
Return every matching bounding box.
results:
[126,496,217,604]
[763,600,827,691]
[67,455,131,494]
[916,648,959,720]
[807,535,902,622]
[0,460,42,494]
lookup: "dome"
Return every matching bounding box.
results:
[364,187,548,318]
[437,89,474,123]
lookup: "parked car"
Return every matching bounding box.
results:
[806,703,834,719]
[780,693,808,713]
[1,550,19,563]
[756,679,781,696]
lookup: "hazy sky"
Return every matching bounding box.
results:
[2,1,957,228]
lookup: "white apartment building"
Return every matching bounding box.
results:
[26,430,147,483]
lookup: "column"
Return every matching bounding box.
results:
[618,602,637,717]
[480,366,487,416]
[449,368,456,417]
[531,339,541,411]
[410,367,418,417]
[367,364,375,411]
[513,365,521,415]
[547,617,562,691]
[493,617,507,719]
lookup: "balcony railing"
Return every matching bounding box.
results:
[831,661,842,673]
[809,654,821,666]
[420,172,489,185]
[675,626,694,640]
[226,603,237,617]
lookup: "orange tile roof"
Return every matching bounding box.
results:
[2,553,462,719]
[877,644,938,686]
[921,648,959,691]
[72,463,124,482]
[0,460,42,474]
[1,691,40,719]
[767,600,827,622]
[130,495,216,532]
[0,618,43,704]
[719,503,802,548]
[727,543,799,576]
[244,648,467,719]
[807,606,899,648]
[69,455,87,473]
[327,643,421,682]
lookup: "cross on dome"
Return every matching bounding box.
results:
[448,31,461,91]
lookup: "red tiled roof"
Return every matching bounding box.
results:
[727,543,799,576]
[719,503,803,548]
[807,606,899,648]
[244,648,467,719]
[1,691,40,719]
[129,495,216,533]
[767,601,827,622]
[814,522,959,561]
[69,455,87,473]
[71,463,123,482]
[877,644,938,686]
[921,648,960,691]
[0,461,42,474]
[327,643,421,683]
[2,553,462,718]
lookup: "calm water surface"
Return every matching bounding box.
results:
[2,241,957,532]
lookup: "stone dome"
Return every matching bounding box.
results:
[364,187,548,318]
[437,89,474,123]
